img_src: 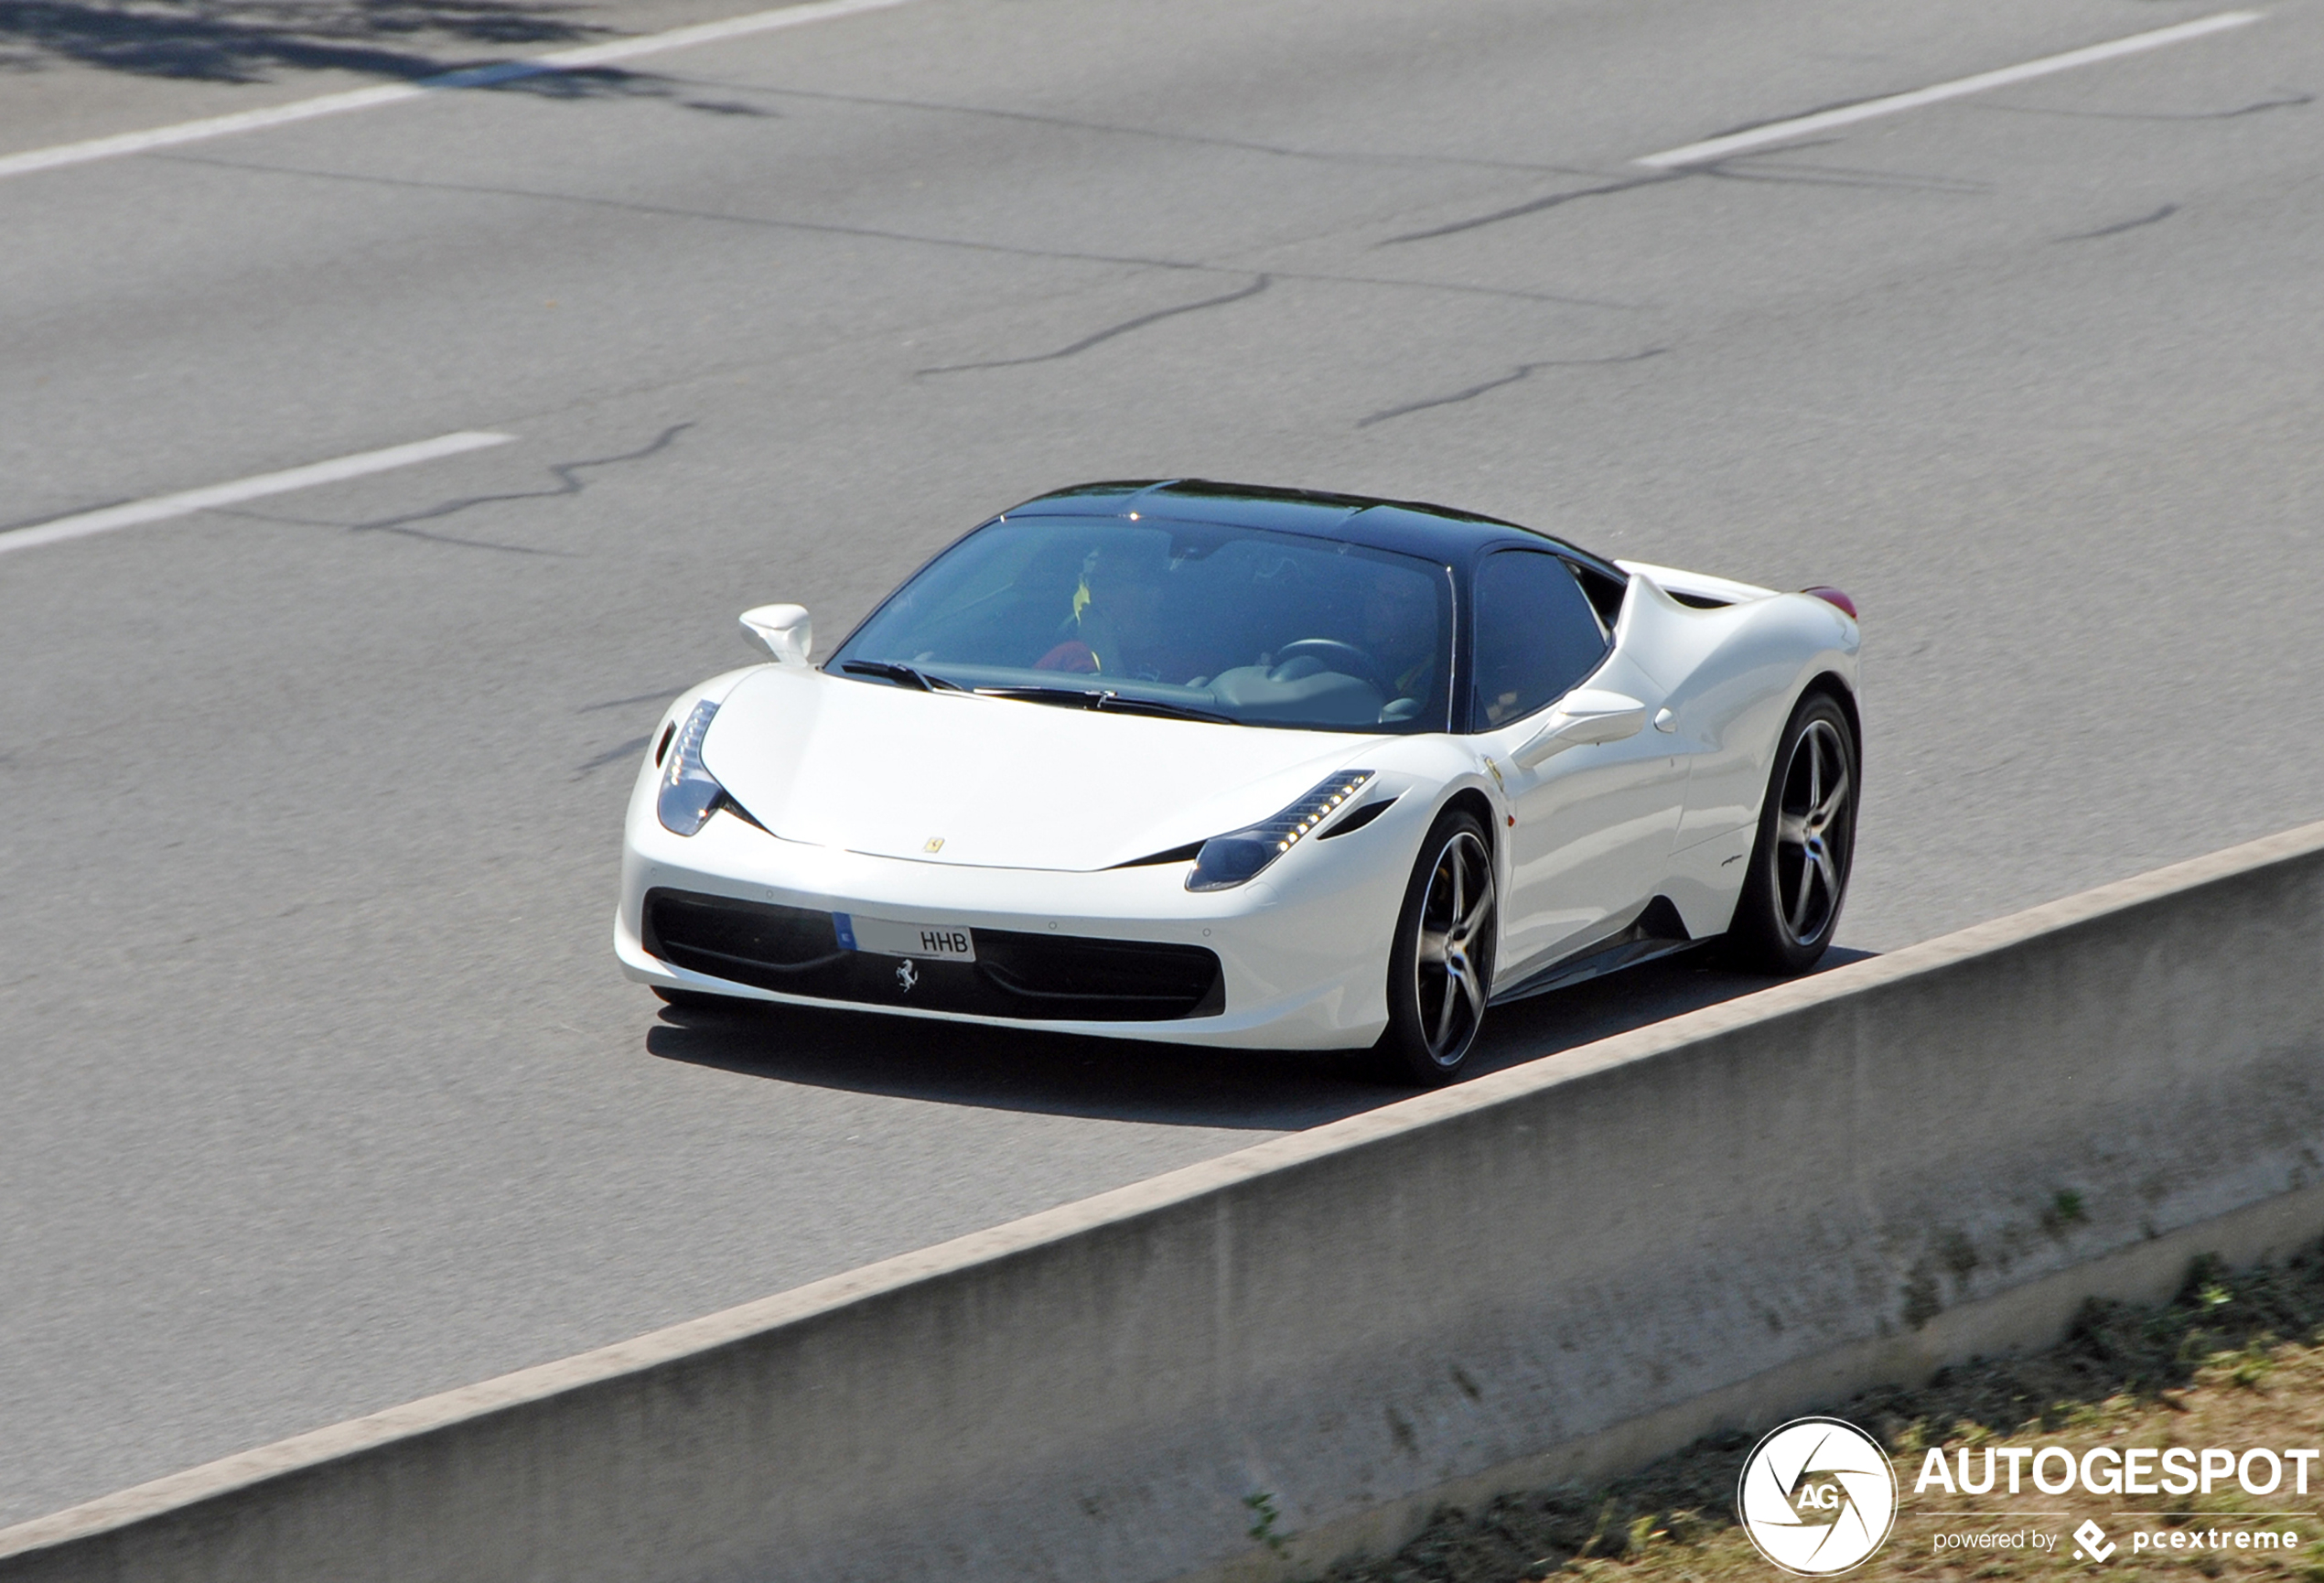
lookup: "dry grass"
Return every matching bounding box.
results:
[1323,1247,2324,1583]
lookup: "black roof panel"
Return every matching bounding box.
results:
[999,478,1617,576]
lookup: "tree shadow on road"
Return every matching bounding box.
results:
[0,0,664,93]
[642,946,1878,1130]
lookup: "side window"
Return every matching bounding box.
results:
[1469,551,1609,729]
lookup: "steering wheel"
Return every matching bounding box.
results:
[1270,638,1393,695]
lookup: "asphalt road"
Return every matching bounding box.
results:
[4,0,2321,1529]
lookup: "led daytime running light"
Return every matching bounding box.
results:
[656,699,727,835]
[1187,771,1375,892]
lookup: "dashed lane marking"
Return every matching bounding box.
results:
[0,432,515,556]
[1636,11,2263,168]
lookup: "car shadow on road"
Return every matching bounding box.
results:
[643,946,1877,1131]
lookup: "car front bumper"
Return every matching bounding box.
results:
[615,784,1422,1050]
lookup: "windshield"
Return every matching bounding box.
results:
[827,516,1453,733]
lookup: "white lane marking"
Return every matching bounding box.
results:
[0,0,923,183]
[1636,10,2263,168]
[0,431,514,556]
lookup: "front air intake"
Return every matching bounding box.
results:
[643,889,1222,1020]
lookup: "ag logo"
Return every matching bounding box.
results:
[1737,1416,1897,1575]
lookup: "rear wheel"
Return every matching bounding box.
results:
[1375,810,1497,1085]
[1725,691,1858,974]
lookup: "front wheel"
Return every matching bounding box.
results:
[1374,810,1497,1086]
[1724,691,1859,974]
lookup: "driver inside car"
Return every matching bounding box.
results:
[1034,542,1192,681]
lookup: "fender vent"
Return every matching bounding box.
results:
[1318,797,1396,840]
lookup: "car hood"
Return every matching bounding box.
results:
[700,666,1383,873]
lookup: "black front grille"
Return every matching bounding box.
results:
[642,889,1223,1021]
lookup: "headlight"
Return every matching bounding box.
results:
[656,700,727,835]
[1187,770,1374,891]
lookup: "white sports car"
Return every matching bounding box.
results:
[616,480,1860,1083]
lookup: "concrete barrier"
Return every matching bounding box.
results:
[8,820,2324,1583]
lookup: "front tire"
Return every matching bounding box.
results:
[1725,690,1858,974]
[1375,810,1497,1086]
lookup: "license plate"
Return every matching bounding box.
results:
[834,913,976,962]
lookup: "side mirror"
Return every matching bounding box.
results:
[1512,689,1648,769]
[739,604,812,664]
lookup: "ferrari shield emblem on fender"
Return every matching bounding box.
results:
[924,836,945,853]
[896,959,918,994]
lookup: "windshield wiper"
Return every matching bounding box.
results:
[975,685,1235,725]
[1092,695,1238,725]
[839,660,963,692]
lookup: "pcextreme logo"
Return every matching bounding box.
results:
[1737,1417,1899,1575]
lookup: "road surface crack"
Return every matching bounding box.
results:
[2055,203,2178,242]
[575,734,651,777]
[156,151,1210,273]
[236,423,689,551]
[702,79,1598,178]
[1356,350,1666,428]
[917,275,1272,375]
[1380,172,1685,245]
[1985,91,2311,122]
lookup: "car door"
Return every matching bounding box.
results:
[1469,550,1687,989]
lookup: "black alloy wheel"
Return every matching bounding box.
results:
[1726,691,1859,974]
[1376,809,1497,1085]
